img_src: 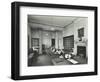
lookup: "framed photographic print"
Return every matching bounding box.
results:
[11,1,98,80]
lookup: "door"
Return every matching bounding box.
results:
[51,39,55,47]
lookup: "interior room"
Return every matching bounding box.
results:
[28,15,88,66]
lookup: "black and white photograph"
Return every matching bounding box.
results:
[11,2,97,80]
[28,15,88,66]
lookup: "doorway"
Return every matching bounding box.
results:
[51,39,55,47]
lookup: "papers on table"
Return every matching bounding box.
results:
[67,59,79,64]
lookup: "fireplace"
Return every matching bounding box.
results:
[77,46,86,58]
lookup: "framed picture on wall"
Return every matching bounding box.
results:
[11,2,98,80]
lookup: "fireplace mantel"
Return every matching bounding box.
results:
[77,46,86,58]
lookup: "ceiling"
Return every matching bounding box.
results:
[28,15,80,31]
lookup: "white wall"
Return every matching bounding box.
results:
[28,25,32,48]
[74,18,88,55]
[63,23,74,37]
[0,0,99,82]
[42,31,52,48]
[63,18,88,55]
[31,29,63,53]
[56,31,63,49]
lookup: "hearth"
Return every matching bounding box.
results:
[77,46,86,58]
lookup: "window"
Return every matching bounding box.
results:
[63,35,74,50]
[31,38,39,48]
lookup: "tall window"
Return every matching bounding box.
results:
[63,35,74,50]
[31,38,39,48]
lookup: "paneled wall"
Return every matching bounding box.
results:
[28,26,32,49]
[31,30,63,53]
[63,18,88,56]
